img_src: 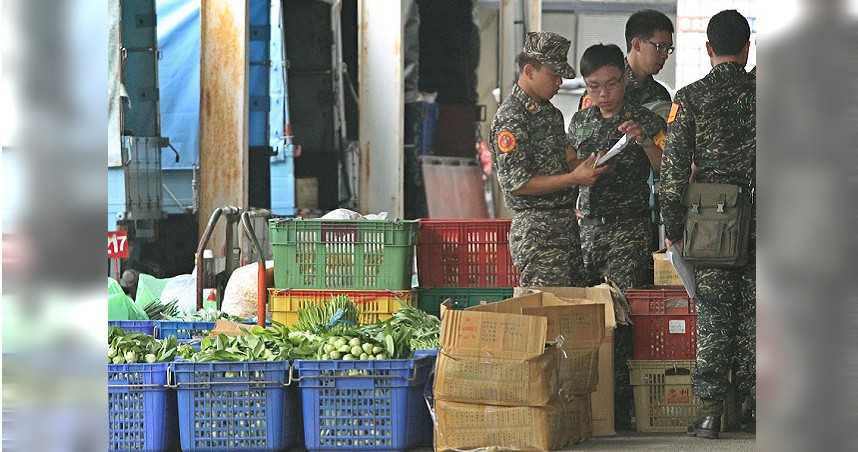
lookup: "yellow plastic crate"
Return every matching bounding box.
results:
[629,360,726,433]
[268,289,415,326]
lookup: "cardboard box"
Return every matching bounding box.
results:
[514,286,618,436]
[579,389,594,441]
[653,251,683,286]
[434,399,574,452]
[434,310,558,406]
[512,285,618,330]
[591,334,616,436]
[467,293,605,397]
[435,293,604,406]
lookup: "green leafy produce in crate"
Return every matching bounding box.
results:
[108,326,182,363]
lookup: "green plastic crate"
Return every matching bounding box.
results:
[270,218,418,290]
[416,287,513,317]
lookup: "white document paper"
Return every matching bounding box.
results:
[595,134,630,166]
[667,243,696,300]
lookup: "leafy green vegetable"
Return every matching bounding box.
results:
[107,326,182,363]
[143,299,179,320]
[388,305,440,350]
[294,296,361,334]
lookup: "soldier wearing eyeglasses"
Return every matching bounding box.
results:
[579,9,674,110]
[567,43,667,431]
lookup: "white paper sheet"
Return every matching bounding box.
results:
[595,134,630,166]
[667,243,697,300]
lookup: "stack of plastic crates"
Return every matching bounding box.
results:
[415,219,517,317]
[108,362,178,451]
[173,360,299,451]
[268,218,419,325]
[625,287,704,432]
[293,356,434,451]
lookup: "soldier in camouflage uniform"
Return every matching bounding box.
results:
[490,32,608,287]
[579,9,674,110]
[660,10,756,439]
[567,44,667,430]
[576,10,675,264]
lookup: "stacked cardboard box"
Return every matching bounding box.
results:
[433,291,605,451]
[514,286,620,437]
[652,251,683,286]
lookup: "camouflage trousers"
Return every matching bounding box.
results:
[580,218,651,430]
[510,209,586,287]
[580,218,652,289]
[693,257,756,416]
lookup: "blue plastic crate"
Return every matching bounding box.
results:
[108,363,178,452]
[157,321,216,340]
[294,357,433,451]
[108,320,157,336]
[413,349,438,360]
[173,361,298,451]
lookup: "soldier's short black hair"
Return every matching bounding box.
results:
[625,9,674,52]
[707,10,751,56]
[516,52,543,72]
[579,44,625,78]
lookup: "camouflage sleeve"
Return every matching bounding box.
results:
[492,120,534,194]
[639,108,667,143]
[566,110,585,149]
[660,91,695,242]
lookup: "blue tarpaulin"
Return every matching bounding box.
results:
[157,0,200,169]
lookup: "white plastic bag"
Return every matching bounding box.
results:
[221,261,275,318]
[159,274,198,315]
[320,208,391,221]
[321,208,363,220]
[363,212,390,220]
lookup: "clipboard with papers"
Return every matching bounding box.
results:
[595,134,630,166]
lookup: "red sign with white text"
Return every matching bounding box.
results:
[107,230,129,259]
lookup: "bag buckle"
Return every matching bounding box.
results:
[690,203,699,215]
[716,193,727,213]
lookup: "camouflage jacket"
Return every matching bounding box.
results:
[660,62,756,241]
[579,59,672,110]
[568,102,666,217]
[490,84,576,211]
[624,59,672,107]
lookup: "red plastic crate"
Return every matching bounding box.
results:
[417,219,519,288]
[626,288,697,360]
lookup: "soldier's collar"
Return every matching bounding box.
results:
[511,83,547,113]
[625,58,652,86]
[709,61,746,79]
[595,102,631,123]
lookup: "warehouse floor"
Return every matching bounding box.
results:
[411,432,756,451]
[570,432,756,451]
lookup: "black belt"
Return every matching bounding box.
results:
[579,214,649,226]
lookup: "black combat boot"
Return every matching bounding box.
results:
[740,397,756,433]
[687,399,723,439]
[687,415,721,439]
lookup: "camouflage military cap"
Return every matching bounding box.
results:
[522,31,576,79]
